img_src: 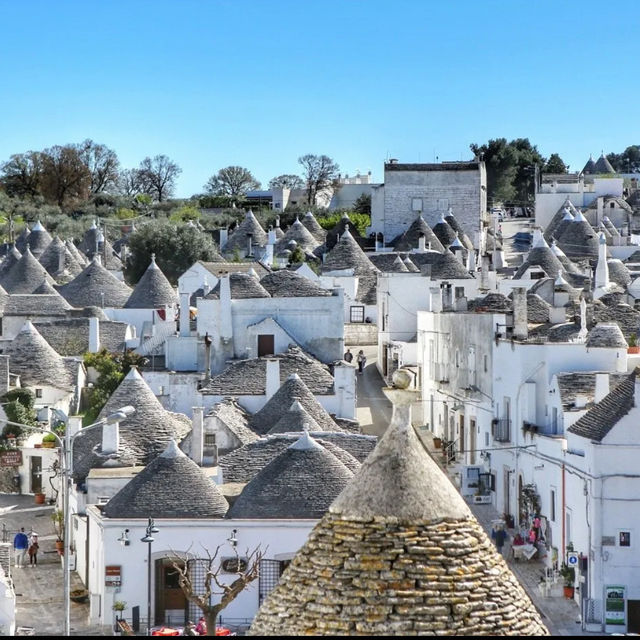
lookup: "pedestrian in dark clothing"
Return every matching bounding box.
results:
[356,350,366,374]
[13,527,28,568]
[343,348,353,363]
[491,525,507,555]
[28,535,39,567]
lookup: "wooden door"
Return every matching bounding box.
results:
[459,415,465,464]
[155,558,187,625]
[628,600,640,633]
[469,418,476,465]
[258,334,275,357]
[30,456,42,493]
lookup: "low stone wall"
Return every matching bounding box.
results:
[344,323,378,346]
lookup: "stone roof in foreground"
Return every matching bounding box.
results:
[249,380,548,636]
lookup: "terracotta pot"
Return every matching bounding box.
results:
[55,540,64,553]
[34,443,42,449]
[563,585,574,599]
[433,437,442,449]
[41,441,56,449]
[628,346,640,354]
[34,493,45,505]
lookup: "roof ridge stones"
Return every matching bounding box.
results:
[393,215,445,252]
[568,371,635,441]
[585,322,628,348]
[259,269,331,298]
[301,211,327,242]
[249,376,548,636]
[0,247,55,294]
[57,257,132,308]
[207,272,271,299]
[38,236,83,279]
[276,219,320,254]
[321,228,379,276]
[124,255,177,308]
[103,439,229,519]
[224,210,268,252]
[267,400,321,435]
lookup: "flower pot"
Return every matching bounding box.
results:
[34,493,45,505]
[563,585,574,599]
[42,441,56,449]
[628,346,640,354]
[56,540,64,553]
[34,443,42,449]
[433,437,442,449]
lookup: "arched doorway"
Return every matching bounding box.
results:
[155,557,187,626]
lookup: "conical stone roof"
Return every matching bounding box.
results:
[543,204,573,242]
[550,241,581,275]
[0,247,54,294]
[594,153,616,174]
[224,210,268,252]
[57,258,132,308]
[445,212,475,251]
[72,367,191,482]
[556,216,599,259]
[276,219,319,254]
[207,272,271,299]
[0,246,21,278]
[325,213,362,251]
[607,259,632,287]
[603,217,620,237]
[249,379,549,636]
[38,236,83,279]
[103,440,228,519]
[124,255,177,308]
[259,270,331,298]
[301,211,327,242]
[250,373,341,434]
[403,256,420,272]
[65,239,88,266]
[582,155,597,174]
[391,255,409,272]
[3,321,74,390]
[514,236,564,279]
[586,322,627,349]
[14,227,30,253]
[432,213,457,247]
[393,215,444,252]
[322,229,378,276]
[228,431,353,519]
[26,221,52,258]
[268,400,321,435]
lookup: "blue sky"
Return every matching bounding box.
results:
[0,0,637,197]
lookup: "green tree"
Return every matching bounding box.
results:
[204,166,261,200]
[138,155,182,202]
[353,193,371,215]
[607,145,640,173]
[40,144,91,208]
[544,153,568,174]
[78,139,120,194]
[1,388,38,440]
[268,174,303,190]
[316,211,370,236]
[124,220,220,284]
[169,205,201,222]
[0,151,44,198]
[298,154,340,206]
[83,349,147,425]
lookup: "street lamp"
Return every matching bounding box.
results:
[3,404,136,636]
[141,518,159,635]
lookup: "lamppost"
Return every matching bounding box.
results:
[3,404,136,636]
[141,518,159,635]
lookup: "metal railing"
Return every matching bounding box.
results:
[493,418,511,442]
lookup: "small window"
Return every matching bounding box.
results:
[610,202,615,209]
[437,198,449,211]
[411,198,423,212]
[204,434,216,447]
[35,389,42,399]
[455,287,465,299]
[484,355,488,373]
[350,306,365,323]
[620,531,631,547]
[550,489,556,522]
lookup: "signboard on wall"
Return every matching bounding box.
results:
[105,565,122,587]
[0,450,22,467]
[605,585,626,626]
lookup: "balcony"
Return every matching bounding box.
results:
[493,418,511,442]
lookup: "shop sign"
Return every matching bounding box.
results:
[105,565,122,587]
[605,585,625,626]
[0,450,22,467]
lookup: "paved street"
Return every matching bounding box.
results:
[353,345,392,438]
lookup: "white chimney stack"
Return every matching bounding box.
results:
[594,373,610,403]
[265,359,280,401]
[88,316,100,353]
[179,291,191,337]
[191,406,204,465]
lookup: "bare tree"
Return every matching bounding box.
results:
[117,168,144,197]
[171,542,265,636]
[78,139,120,193]
[204,166,261,200]
[268,174,303,190]
[298,154,340,206]
[138,155,182,202]
[40,144,91,208]
[0,151,44,198]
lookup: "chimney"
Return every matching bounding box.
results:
[202,278,211,297]
[67,416,82,438]
[512,287,528,340]
[595,232,609,290]
[442,284,453,311]
[466,248,476,272]
[267,227,276,245]
[246,233,253,257]
[0,355,9,397]
[179,291,191,337]
[480,255,490,291]
[191,406,204,465]
[429,287,443,312]
[594,373,610,403]
[219,228,228,250]
[265,359,280,401]
[101,420,120,456]
[275,216,281,229]
[88,316,100,353]
[597,197,604,225]
[203,332,212,382]
[418,232,426,252]
[219,275,233,343]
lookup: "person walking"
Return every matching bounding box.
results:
[28,534,39,567]
[356,350,366,375]
[343,348,353,363]
[13,527,28,568]
[195,617,207,635]
[491,524,507,556]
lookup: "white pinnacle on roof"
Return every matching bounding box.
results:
[532,229,547,248]
[32,220,44,232]
[555,269,568,286]
[562,209,574,221]
[90,219,97,230]
[289,430,323,451]
[159,438,184,458]
[124,366,143,382]
[599,231,607,245]
[248,267,258,278]
[437,212,447,224]
[550,240,566,257]
[574,210,587,222]
[450,234,463,249]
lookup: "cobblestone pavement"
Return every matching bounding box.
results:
[0,493,105,636]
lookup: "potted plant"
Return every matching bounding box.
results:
[34,492,45,505]
[4,433,16,448]
[432,435,442,449]
[42,433,57,448]
[112,600,127,618]
[51,509,64,553]
[560,562,575,598]
[629,333,640,354]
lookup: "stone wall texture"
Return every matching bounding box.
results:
[249,514,548,636]
[344,323,378,346]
